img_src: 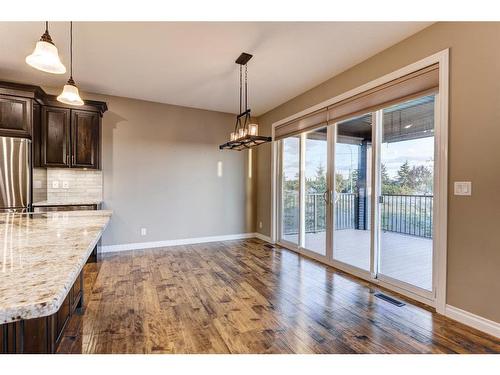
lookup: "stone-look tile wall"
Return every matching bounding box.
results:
[32,168,47,203]
[33,168,103,203]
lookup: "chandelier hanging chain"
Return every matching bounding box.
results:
[239,64,242,114]
[245,64,248,112]
[234,65,243,134]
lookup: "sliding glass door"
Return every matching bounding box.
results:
[377,95,435,293]
[332,114,372,272]
[280,135,300,245]
[304,127,329,256]
[278,128,331,257]
[277,93,438,302]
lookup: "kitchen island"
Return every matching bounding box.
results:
[0,210,112,353]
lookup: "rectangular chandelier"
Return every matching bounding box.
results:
[219,53,271,151]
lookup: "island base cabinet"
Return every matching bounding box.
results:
[0,271,84,354]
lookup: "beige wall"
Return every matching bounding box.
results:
[256,22,500,322]
[97,94,256,246]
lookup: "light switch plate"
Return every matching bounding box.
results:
[62,181,69,189]
[52,180,59,189]
[454,181,472,196]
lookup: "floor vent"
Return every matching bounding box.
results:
[374,292,405,307]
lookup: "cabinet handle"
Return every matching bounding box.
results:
[72,155,75,165]
[67,155,69,165]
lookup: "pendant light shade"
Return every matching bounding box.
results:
[57,77,84,106]
[25,22,66,74]
[57,22,84,106]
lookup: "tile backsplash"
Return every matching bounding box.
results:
[33,168,47,202]
[33,168,103,203]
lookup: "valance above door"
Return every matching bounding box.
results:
[274,63,439,140]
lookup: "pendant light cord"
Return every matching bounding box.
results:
[45,21,49,33]
[70,21,73,79]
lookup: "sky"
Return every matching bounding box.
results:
[283,136,434,181]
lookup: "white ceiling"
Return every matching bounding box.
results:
[0,22,432,116]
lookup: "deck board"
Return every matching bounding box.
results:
[284,229,432,290]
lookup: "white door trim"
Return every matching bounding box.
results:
[270,128,278,243]
[434,49,449,314]
[271,49,449,311]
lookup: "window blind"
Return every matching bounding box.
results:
[274,63,439,140]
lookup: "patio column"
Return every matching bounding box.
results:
[357,140,369,230]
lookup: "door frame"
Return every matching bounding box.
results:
[271,49,449,312]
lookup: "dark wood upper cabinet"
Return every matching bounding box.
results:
[71,110,100,169]
[41,106,71,167]
[0,95,32,138]
[0,81,107,170]
[32,103,41,167]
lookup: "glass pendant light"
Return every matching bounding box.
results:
[26,22,66,74]
[248,123,258,136]
[57,22,84,106]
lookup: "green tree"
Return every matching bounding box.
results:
[408,165,433,194]
[381,163,390,186]
[307,164,327,193]
[335,173,347,193]
[381,163,401,194]
[397,160,412,189]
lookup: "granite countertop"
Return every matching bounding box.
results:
[0,210,112,323]
[33,199,103,207]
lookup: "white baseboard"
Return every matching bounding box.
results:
[254,232,272,243]
[101,232,268,253]
[445,305,500,339]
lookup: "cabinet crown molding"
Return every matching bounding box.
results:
[0,80,107,117]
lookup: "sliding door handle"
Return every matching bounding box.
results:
[322,190,329,205]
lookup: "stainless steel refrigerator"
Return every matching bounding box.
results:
[0,136,31,212]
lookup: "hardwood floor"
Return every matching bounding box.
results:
[58,239,500,354]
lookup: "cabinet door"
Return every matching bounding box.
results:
[55,293,70,343]
[41,106,71,167]
[0,95,32,138]
[23,317,50,354]
[32,103,41,167]
[71,110,99,169]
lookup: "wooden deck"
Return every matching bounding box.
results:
[283,229,432,291]
[57,239,499,354]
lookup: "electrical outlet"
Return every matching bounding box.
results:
[259,221,263,229]
[62,181,69,189]
[140,228,147,236]
[52,180,59,189]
